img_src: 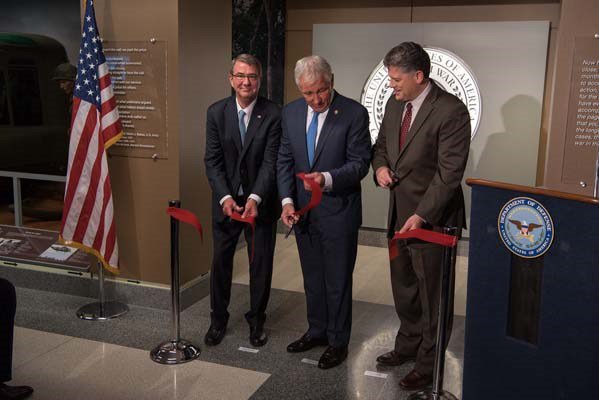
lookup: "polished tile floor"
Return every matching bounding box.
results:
[233,234,469,315]
[12,328,269,400]
[9,234,467,400]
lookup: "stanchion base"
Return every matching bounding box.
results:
[150,339,201,365]
[76,301,129,320]
[408,390,459,400]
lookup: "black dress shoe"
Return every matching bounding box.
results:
[317,346,348,369]
[204,325,226,346]
[376,350,415,366]
[399,369,433,391]
[286,333,328,353]
[249,325,268,347]
[0,383,34,400]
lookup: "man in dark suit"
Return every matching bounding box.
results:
[1,278,34,400]
[204,54,281,347]
[372,42,470,390]
[277,55,371,369]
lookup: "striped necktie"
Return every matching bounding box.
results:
[399,102,412,150]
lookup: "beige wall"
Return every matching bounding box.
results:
[92,0,230,284]
[178,0,232,284]
[286,2,561,185]
[94,0,180,284]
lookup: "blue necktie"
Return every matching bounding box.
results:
[238,109,246,145]
[307,111,320,166]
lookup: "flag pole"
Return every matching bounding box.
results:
[76,260,129,320]
[62,0,125,305]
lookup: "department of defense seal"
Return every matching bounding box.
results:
[497,197,554,258]
[361,47,482,144]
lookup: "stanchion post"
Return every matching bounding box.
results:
[150,200,200,364]
[409,227,459,400]
[170,199,181,342]
[76,260,129,320]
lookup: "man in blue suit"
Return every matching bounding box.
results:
[277,55,371,369]
[204,54,281,348]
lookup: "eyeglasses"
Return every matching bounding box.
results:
[231,73,259,81]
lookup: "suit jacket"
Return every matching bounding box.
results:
[277,91,371,232]
[372,82,470,237]
[204,95,281,224]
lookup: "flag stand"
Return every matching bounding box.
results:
[408,227,459,400]
[150,200,200,364]
[76,260,129,320]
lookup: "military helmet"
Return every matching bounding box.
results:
[52,63,77,81]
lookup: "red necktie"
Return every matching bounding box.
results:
[399,102,412,150]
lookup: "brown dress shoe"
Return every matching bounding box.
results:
[0,383,34,400]
[399,369,433,391]
[376,350,415,366]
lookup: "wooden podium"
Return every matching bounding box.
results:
[463,179,599,399]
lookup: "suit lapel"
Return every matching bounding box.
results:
[396,84,439,164]
[296,101,310,170]
[226,97,242,154]
[240,98,265,160]
[387,100,404,167]
[312,92,339,169]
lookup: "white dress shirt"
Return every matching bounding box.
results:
[403,82,432,126]
[219,97,262,206]
[402,81,432,224]
[281,100,335,207]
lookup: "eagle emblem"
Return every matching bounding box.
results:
[498,197,554,258]
[508,219,542,243]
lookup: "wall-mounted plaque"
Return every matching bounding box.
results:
[562,37,599,184]
[103,41,168,159]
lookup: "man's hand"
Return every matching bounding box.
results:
[281,204,299,228]
[222,198,243,217]
[375,167,397,188]
[399,214,425,234]
[303,172,324,191]
[241,198,258,219]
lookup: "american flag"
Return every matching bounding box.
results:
[60,0,122,272]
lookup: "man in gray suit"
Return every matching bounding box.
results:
[372,42,470,391]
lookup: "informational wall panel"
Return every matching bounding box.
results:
[104,41,168,159]
[561,37,599,187]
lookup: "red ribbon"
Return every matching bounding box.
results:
[295,172,323,216]
[231,212,256,264]
[166,207,203,241]
[388,228,458,260]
